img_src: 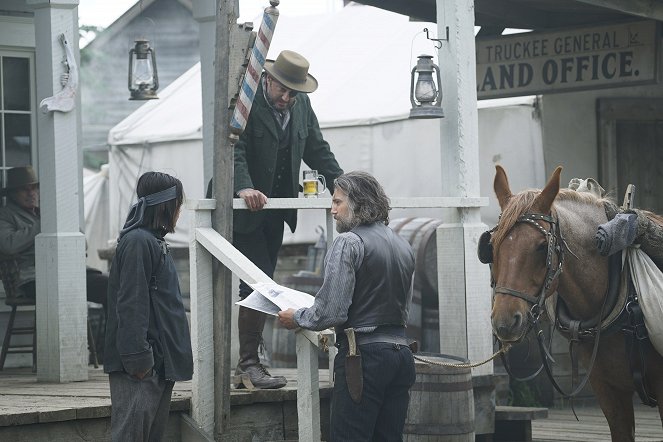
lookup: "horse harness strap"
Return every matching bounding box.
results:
[602,200,657,406]
[529,246,615,402]
[622,262,658,407]
[493,286,539,305]
[554,251,658,407]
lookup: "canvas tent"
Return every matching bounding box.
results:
[94,4,544,255]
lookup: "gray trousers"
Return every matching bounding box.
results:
[109,371,175,442]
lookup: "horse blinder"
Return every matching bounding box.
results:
[478,230,494,264]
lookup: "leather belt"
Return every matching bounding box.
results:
[355,333,418,353]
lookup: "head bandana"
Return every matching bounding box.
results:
[120,186,178,238]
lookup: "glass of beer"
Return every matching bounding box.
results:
[302,170,327,198]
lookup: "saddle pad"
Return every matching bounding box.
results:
[628,246,663,356]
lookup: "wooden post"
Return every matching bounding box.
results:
[436,0,493,436]
[192,0,218,186]
[188,199,216,436]
[212,0,239,437]
[296,330,321,442]
[28,0,87,383]
[210,3,277,432]
[435,0,493,376]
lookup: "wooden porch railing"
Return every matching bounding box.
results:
[187,195,488,440]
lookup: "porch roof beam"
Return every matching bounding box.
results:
[574,0,663,22]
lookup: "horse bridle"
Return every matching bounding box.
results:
[483,211,611,403]
[492,212,566,321]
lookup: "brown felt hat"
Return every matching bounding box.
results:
[1,166,39,196]
[264,50,318,93]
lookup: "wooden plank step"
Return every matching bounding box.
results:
[495,405,548,421]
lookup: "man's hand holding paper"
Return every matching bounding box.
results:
[236,282,315,316]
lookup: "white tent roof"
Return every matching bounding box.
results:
[109,64,203,146]
[109,4,440,145]
[109,4,538,146]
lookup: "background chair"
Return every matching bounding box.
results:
[0,259,36,371]
[0,259,99,371]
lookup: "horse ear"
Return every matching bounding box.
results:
[534,166,563,213]
[494,165,512,210]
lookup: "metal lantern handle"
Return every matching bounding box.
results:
[127,47,135,92]
[150,47,159,91]
[409,65,418,107]
[432,62,442,106]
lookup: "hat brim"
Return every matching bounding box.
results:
[264,60,318,93]
[0,181,39,196]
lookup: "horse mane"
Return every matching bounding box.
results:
[492,188,612,250]
[643,210,663,226]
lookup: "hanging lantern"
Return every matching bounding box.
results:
[128,38,159,100]
[409,54,444,119]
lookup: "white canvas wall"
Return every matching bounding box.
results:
[108,139,204,248]
[99,98,543,255]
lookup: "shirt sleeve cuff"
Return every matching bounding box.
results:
[120,349,154,376]
[293,308,307,327]
[235,188,254,197]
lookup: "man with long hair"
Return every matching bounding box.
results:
[104,171,193,442]
[278,171,416,441]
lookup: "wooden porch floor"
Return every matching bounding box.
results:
[532,403,663,442]
[0,367,661,441]
[0,367,331,428]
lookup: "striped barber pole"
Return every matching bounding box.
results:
[230,1,280,136]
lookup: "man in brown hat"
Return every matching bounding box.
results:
[208,50,343,389]
[0,166,109,356]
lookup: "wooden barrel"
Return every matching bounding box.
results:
[404,353,475,441]
[390,217,442,302]
[389,217,443,344]
[421,307,440,353]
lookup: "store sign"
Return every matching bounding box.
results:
[476,21,658,99]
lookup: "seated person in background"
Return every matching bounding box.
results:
[0,165,108,307]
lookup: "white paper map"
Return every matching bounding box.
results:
[236,282,315,316]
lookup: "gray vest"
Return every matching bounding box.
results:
[337,222,415,332]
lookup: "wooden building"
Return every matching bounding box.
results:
[80,0,200,163]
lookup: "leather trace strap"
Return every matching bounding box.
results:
[532,249,620,406]
[623,272,658,407]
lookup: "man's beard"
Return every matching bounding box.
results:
[335,216,359,233]
[266,93,294,111]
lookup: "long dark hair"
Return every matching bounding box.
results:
[334,171,391,226]
[136,172,184,233]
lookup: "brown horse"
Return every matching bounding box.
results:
[489,165,663,441]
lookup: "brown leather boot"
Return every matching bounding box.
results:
[235,306,287,389]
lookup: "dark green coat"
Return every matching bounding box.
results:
[234,82,343,234]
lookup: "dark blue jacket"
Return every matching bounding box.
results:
[104,227,193,381]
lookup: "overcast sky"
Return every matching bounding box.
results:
[78,0,344,28]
